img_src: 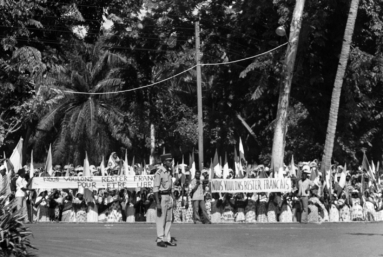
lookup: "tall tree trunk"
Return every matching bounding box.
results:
[320,0,360,173]
[150,123,155,165]
[271,0,306,172]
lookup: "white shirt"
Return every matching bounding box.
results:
[15,177,27,197]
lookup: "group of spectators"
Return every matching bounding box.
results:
[1,155,383,224]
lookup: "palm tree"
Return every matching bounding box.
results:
[320,0,360,173]
[34,39,132,165]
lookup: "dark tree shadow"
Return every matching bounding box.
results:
[347,233,383,236]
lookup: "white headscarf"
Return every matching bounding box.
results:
[108,152,120,170]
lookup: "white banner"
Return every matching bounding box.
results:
[31,175,154,190]
[211,178,292,193]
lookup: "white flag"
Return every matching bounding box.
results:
[10,138,23,173]
[30,150,34,178]
[239,137,246,163]
[45,144,53,176]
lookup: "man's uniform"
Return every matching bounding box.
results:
[153,164,173,243]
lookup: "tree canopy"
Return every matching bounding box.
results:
[1,0,383,168]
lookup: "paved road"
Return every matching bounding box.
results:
[28,222,383,257]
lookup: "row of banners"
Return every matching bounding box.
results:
[31,176,292,193]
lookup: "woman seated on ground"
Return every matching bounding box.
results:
[144,190,157,223]
[73,192,88,222]
[244,193,257,223]
[363,190,376,222]
[210,193,223,224]
[125,191,136,223]
[34,190,50,222]
[279,193,293,223]
[257,192,268,223]
[267,193,278,223]
[61,190,74,222]
[172,187,183,223]
[350,189,364,221]
[221,193,235,223]
[87,190,99,223]
[49,190,63,222]
[234,193,246,223]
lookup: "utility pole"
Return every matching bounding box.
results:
[195,21,204,171]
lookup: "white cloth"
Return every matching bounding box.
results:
[15,177,27,197]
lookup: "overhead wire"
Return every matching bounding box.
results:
[60,42,288,95]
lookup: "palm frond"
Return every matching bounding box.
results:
[97,104,131,147]
[36,103,68,132]
[71,71,89,92]
[72,104,87,141]
[52,114,71,162]
[85,97,98,136]
[91,51,126,85]
[92,78,124,93]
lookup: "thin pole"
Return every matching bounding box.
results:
[195,21,204,171]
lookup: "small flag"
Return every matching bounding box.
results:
[239,137,246,163]
[290,155,296,177]
[223,152,229,179]
[129,156,135,176]
[45,144,53,176]
[213,149,222,178]
[181,155,186,174]
[83,152,91,177]
[190,152,196,179]
[30,150,34,178]
[10,138,23,173]
[124,150,129,176]
[100,156,107,176]
[338,163,347,188]
[209,158,213,179]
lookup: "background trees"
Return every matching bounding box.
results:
[1,0,383,168]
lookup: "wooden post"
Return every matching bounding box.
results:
[271,0,306,172]
[195,21,204,171]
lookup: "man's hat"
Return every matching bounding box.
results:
[160,153,172,162]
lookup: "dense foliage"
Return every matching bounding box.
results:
[1,0,383,168]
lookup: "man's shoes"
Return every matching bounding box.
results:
[171,237,177,243]
[165,241,177,246]
[157,242,167,248]
[205,221,212,224]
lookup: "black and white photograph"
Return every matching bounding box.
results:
[0,0,383,256]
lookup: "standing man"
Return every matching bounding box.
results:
[153,153,177,248]
[298,165,314,224]
[190,170,211,224]
[15,168,33,223]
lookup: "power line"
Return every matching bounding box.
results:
[64,65,198,95]
[201,42,287,66]
[60,42,287,95]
